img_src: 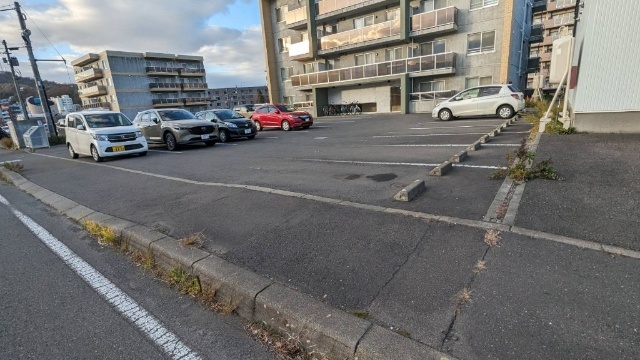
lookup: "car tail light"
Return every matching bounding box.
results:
[510,94,519,100]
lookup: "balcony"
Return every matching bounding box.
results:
[319,18,401,55]
[316,0,396,22]
[180,68,206,77]
[291,52,456,88]
[152,98,183,108]
[527,57,540,72]
[182,83,208,91]
[410,6,458,38]
[149,83,181,92]
[146,66,180,76]
[285,6,307,29]
[289,40,313,60]
[530,24,544,43]
[74,67,103,83]
[78,85,107,98]
[82,102,111,110]
[532,0,547,12]
[183,97,210,105]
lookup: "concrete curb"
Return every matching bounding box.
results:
[429,161,452,176]
[450,150,468,163]
[0,167,453,360]
[393,179,426,202]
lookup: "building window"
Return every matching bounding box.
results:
[280,67,293,80]
[106,77,112,87]
[467,31,495,55]
[284,96,295,105]
[354,53,375,66]
[386,9,400,21]
[323,24,337,35]
[275,6,287,22]
[529,49,539,58]
[101,60,108,70]
[470,0,498,10]
[418,80,445,92]
[385,47,404,61]
[553,13,574,26]
[416,0,448,13]
[465,76,493,88]
[111,95,117,103]
[555,0,577,8]
[327,59,339,70]
[415,39,446,57]
[354,15,374,29]
[278,37,290,53]
[303,63,317,74]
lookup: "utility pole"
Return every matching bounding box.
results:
[14,1,57,135]
[2,40,29,120]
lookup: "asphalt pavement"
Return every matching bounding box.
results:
[2,114,639,359]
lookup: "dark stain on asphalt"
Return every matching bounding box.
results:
[335,174,361,180]
[366,173,397,182]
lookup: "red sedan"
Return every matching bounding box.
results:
[250,104,313,131]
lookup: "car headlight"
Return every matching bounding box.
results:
[135,130,143,138]
[224,122,238,128]
[288,115,300,119]
[92,134,109,141]
[171,125,188,131]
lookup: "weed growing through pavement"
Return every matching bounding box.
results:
[3,161,23,173]
[131,249,156,270]
[166,266,201,296]
[0,137,15,150]
[457,288,472,306]
[484,229,502,247]
[153,224,170,235]
[82,220,119,246]
[473,260,487,274]
[0,172,13,185]
[246,322,322,360]
[396,329,412,339]
[490,139,559,182]
[179,231,204,249]
[351,310,369,319]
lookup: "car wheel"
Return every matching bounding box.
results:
[498,105,514,119]
[204,141,216,147]
[68,144,78,159]
[281,120,291,131]
[138,151,147,157]
[90,145,103,162]
[254,121,262,131]
[165,132,178,151]
[219,130,229,143]
[438,109,453,121]
[247,135,255,140]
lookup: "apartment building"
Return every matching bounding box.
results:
[50,95,75,115]
[260,0,531,116]
[526,0,577,93]
[209,86,270,108]
[71,51,209,120]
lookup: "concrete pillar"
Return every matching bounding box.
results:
[259,0,281,104]
[400,74,410,114]
[400,0,409,41]
[312,88,329,118]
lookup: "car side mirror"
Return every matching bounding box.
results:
[454,96,462,101]
[77,124,85,131]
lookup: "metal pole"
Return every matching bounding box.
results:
[14,1,57,136]
[2,40,29,120]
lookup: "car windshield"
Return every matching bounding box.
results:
[276,105,296,112]
[84,113,132,128]
[215,109,246,120]
[158,109,196,121]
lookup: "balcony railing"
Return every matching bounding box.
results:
[532,0,547,12]
[182,83,208,91]
[180,68,206,76]
[82,102,111,110]
[149,83,181,91]
[152,98,182,107]
[289,40,310,57]
[320,18,401,51]
[291,52,456,88]
[146,66,180,75]
[285,6,307,25]
[183,97,209,105]
[78,85,107,98]
[316,0,367,16]
[410,6,457,33]
[530,24,544,43]
[410,90,457,102]
[74,67,103,82]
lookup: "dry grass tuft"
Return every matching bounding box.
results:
[0,172,13,185]
[179,231,204,248]
[82,220,119,246]
[0,137,15,150]
[484,229,502,247]
[166,266,201,296]
[3,161,23,173]
[473,260,487,274]
[246,322,317,360]
[457,288,473,305]
[131,249,156,270]
[351,310,369,319]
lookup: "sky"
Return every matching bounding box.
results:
[0,0,266,88]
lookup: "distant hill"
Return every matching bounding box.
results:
[0,71,80,104]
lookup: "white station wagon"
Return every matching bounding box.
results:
[65,111,148,162]
[432,84,525,121]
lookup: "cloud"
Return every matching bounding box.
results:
[0,0,265,87]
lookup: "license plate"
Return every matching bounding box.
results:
[201,134,210,140]
[244,129,252,134]
[112,145,125,152]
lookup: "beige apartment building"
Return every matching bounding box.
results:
[260,0,532,117]
[71,51,209,120]
[526,0,577,93]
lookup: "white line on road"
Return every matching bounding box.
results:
[374,144,472,147]
[314,137,328,140]
[482,143,522,146]
[373,133,489,138]
[148,150,183,154]
[218,143,238,146]
[295,158,506,170]
[0,194,201,360]
[410,125,500,130]
[261,136,279,139]
[312,126,331,128]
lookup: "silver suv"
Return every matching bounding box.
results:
[133,109,217,151]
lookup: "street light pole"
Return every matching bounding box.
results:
[14,1,57,135]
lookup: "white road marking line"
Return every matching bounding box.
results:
[261,136,279,139]
[293,131,309,133]
[375,144,472,147]
[218,143,238,146]
[373,133,489,138]
[147,150,183,154]
[482,143,522,146]
[312,126,331,128]
[0,195,201,360]
[295,158,506,170]
[410,125,500,130]
[314,137,328,140]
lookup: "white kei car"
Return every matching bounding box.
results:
[432,84,525,121]
[65,111,148,162]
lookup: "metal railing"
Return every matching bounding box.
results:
[152,98,181,105]
[289,40,310,57]
[316,0,368,16]
[78,85,107,97]
[285,6,307,24]
[319,18,401,51]
[291,52,456,87]
[409,90,457,102]
[182,83,208,90]
[146,66,180,74]
[293,101,314,109]
[82,102,111,110]
[149,83,181,90]
[183,97,209,104]
[181,68,205,75]
[410,6,457,32]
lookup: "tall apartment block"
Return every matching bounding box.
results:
[71,51,209,120]
[260,0,531,116]
[526,0,577,93]
[209,86,270,108]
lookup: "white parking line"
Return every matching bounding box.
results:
[147,150,183,154]
[261,136,279,139]
[312,126,331,128]
[482,143,522,146]
[410,125,500,130]
[218,143,238,146]
[374,133,489,138]
[295,158,506,170]
[0,194,201,360]
[375,144,471,147]
[314,137,328,140]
